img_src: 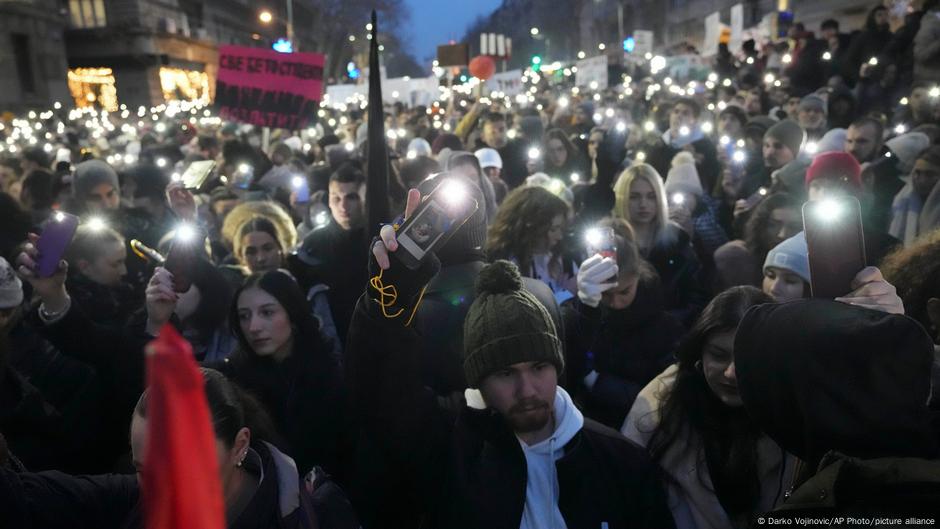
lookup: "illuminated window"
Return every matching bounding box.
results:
[68,68,118,111]
[70,0,107,28]
[159,67,211,103]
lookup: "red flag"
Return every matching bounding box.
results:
[143,324,225,529]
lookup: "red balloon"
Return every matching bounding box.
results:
[469,56,496,81]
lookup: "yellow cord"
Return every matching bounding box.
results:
[370,268,405,319]
[368,219,427,326]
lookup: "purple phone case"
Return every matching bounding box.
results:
[36,213,79,277]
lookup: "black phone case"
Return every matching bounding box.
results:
[392,182,479,270]
[803,197,867,299]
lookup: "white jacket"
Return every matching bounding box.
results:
[622,364,795,529]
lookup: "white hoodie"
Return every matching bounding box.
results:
[518,387,584,529]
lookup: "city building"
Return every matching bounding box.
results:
[0,0,71,113]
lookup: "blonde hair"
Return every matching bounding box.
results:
[221,201,297,253]
[613,163,672,250]
[66,224,124,265]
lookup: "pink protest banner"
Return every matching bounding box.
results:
[215,45,325,130]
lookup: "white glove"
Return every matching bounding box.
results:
[577,255,619,308]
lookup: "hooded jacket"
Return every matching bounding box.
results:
[346,296,676,529]
[734,300,940,516]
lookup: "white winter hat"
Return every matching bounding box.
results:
[886,132,930,174]
[407,138,432,158]
[816,127,847,154]
[665,151,704,197]
[474,147,503,170]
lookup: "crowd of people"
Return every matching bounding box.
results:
[2,2,940,527]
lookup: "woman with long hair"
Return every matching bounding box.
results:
[233,217,286,275]
[542,128,588,183]
[613,163,708,326]
[212,270,345,478]
[485,185,578,298]
[0,368,357,528]
[622,287,794,529]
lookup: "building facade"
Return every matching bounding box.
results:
[0,0,71,113]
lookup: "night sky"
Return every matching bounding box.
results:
[402,0,503,63]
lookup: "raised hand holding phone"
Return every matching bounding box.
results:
[145,266,179,335]
[370,189,442,326]
[802,196,867,298]
[16,232,70,315]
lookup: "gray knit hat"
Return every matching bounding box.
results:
[73,159,120,199]
[0,257,24,310]
[765,120,806,158]
[462,260,563,388]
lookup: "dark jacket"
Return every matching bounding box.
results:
[67,274,141,330]
[562,275,683,428]
[29,304,150,470]
[346,296,676,529]
[841,9,892,86]
[412,260,565,398]
[735,299,940,518]
[2,319,106,473]
[211,340,346,480]
[0,441,339,529]
[646,223,709,328]
[290,222,369,342]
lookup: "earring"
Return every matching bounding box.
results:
[694,360,703,372]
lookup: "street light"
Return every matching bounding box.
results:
[259,10,273,23]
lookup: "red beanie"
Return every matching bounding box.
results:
[805,152,862,192]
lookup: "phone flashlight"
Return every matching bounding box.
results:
[758,187,768,196]
[528,147,541,160]
[585,227,616,258]
[868,57,878,66]
[672,193,686,206]
[174,223,198,243]
[732,150,746,163]
[86,217,107,231]
[815,199,843,222]
[440,180,467,207]
[314,211,330,228]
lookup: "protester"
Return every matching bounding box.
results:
[734,295,937,517]
[232,217,286,274]
[474,147,509,203]
[890,146,940,245]
[665,152,729,268]
[485,185,578,301]
[564,219,683,428]
[349,213,676,527]
[714,192,803,291]
[613,163,707,326]
[290,163,369,342]
[0,368,354,528]
[761,232,810,303]
[647,98,721,195]
[64,223,137,328]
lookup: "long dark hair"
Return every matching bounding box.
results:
[647,286,773,518]
[135,368,278,447]
[228,270,324,360]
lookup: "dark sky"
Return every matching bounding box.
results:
[402,0,503,64]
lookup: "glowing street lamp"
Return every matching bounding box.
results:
[259,10,273,23]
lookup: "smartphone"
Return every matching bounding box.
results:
[292,175,310,204]
[232,164,254,190]
[742,186,768,209]
[180,160,216,190]
[585,227,617,259]
[130,239,165,265]
[393,179,480,270]
[163,226,204,292]
[803,196,866,299]
[36,212,79,277]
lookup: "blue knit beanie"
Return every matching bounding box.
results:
[763,232,810,283]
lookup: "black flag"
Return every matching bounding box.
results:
[366,10,390,236]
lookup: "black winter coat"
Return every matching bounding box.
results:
[562,276,683,428]
[346,296,676,529]
[646,224,709,328]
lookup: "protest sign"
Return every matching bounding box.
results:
[486,69,523,95]
[730,4,744,53]
[633,30,654,56]
[575,55,608,89]
[215,45,325,130]
[703,12,721,57]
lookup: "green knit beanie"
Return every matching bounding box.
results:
[462,260,563,388]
